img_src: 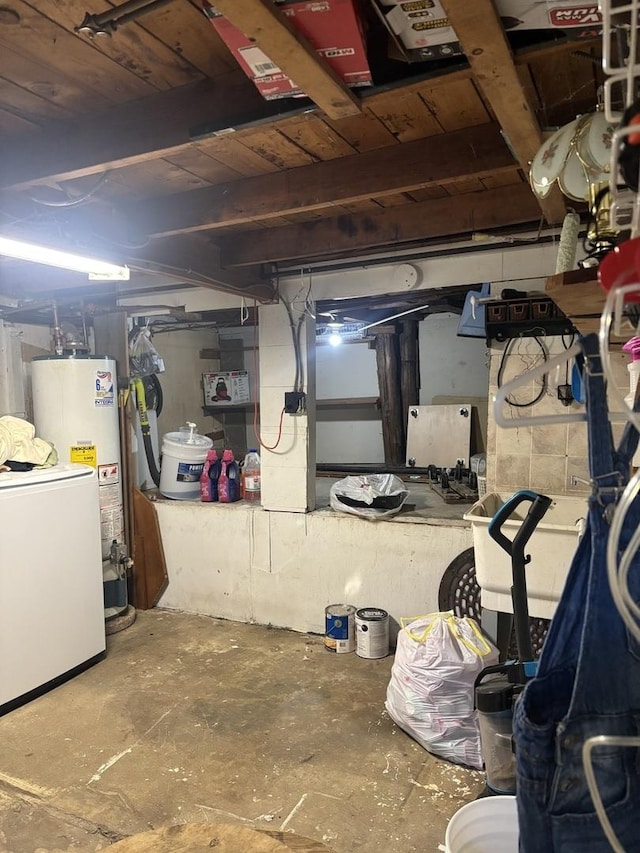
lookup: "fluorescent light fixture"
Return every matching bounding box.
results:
[0,236,130,281]
[361,303,429,331]
[316,322,365,344]
[316,304,430,346]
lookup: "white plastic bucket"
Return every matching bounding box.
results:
[159,427,212,500]
[445,796,518,853]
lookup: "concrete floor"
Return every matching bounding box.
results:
[0,610,484,853]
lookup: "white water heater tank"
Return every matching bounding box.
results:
[31,355,124,559]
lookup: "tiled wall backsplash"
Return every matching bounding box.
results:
[486,336,629,496]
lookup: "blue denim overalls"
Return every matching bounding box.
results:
[513,334,640,851]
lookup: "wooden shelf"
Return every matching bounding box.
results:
[204,398,380,415]
[203,404,254,415]
[317,397,379,408]
[545,269,630,348]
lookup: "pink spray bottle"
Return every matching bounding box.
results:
[622,337,640,468]
[622,337,640,409]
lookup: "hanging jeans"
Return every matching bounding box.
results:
[514,334,640,852]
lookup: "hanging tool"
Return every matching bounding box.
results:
[132,376,161,488]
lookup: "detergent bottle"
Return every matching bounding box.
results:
[243,449,261,503]
[200,449,217,502]
[218,449,240,503]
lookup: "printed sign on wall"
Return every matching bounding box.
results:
[203,371,251,407]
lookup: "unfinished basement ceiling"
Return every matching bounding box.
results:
[0,0,603,305]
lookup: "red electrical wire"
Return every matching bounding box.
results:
[255,405,286,452]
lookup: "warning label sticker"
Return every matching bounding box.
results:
[70,445,97,467]
[98,483,121,508]
[100,505,124,541]
[95,370,115,407]
[98,462,119,485]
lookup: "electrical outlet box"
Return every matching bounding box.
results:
[284,391,306,414]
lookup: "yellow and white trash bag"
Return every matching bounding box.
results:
[385,611,498,768]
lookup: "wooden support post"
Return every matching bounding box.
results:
[374,328,405,465]
[400,318,419,423]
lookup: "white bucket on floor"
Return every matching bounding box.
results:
[445,796,518,853]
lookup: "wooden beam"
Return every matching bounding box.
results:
[400,318,419,420]
[210,0,361,119]
[0,190,255,296]
[130,123,517,237]
[219,182,538,266]
[0,234,274,302]
[0,71,472,192]
[0,72,268,191]
[375,330,405,465]
[0,192,272,299]
[125,236,274,301]
[439,0,566,225]
[0,38,590,193]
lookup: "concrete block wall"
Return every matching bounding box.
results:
[259,303,316,512]
[486,337,630,496]
[157,501,472,635]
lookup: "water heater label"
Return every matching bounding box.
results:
[95,370,115,407]
[70,444,97,467]
[99,483,121,507]
[100,505,124,542]
[98,463,119,484]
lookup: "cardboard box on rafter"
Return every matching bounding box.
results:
[202,0,372,101]
[371,0,602,63]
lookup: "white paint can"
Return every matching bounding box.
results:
[325,604,356,653]
[356,608,390,659]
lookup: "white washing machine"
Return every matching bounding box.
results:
[0,464,106,714]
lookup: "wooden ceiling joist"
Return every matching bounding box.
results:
[0,69,470,192]
[0,71,267,191]
[218,183,541,266]
[210,0,361,120]
[0,39,588,194]
[126,236,274,301]
[127,123,518,237]
[3,235,273,302]
[439,0,566,225]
